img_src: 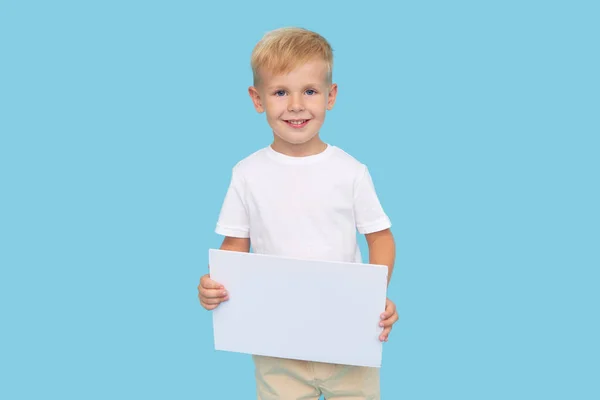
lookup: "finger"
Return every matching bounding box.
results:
[200,275,224,290]
[199,288,228,299]
[380,313,399,328]
[199,288,227,299]
[379,326,392,342]
[200,297,221,305]
[381,304,396,320]
[200,300,219,310]
[201,295,229,305]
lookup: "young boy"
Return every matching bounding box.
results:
[198,27,398,399]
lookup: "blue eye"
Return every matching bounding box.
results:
[305,89,316,95]
[274,90,286,96]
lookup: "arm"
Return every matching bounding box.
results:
[219,236,250,253]
[198,236,250,310]
[366,228,398,342]
[365,228,395,286]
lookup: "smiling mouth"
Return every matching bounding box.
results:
[284,119,310,128]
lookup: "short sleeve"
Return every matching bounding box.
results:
[353,166,392,234]
[215,167,250,238]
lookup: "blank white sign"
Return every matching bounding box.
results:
[208,249,388,368]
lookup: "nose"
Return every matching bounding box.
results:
[287,93,305,112]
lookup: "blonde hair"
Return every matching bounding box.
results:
[250,27,334,86]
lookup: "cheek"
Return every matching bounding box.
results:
[265,99,286,117]
[311,95,327,110]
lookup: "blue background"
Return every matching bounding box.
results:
[1,1,598,399]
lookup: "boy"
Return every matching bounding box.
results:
[198,27,398,399]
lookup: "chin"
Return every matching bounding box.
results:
[276,134,318,145]
[280,129,321,144]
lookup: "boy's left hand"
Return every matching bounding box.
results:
[379,298,399,342]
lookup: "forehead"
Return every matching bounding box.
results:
[259,60,329,89]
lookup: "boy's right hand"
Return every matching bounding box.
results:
[198,273,229,310]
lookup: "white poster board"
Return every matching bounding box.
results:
[208,249,388,368]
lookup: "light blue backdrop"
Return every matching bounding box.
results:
[1,1,598,399]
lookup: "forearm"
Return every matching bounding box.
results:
[206,237,250,274]
[366,229,396,286]
[220,236,251,252]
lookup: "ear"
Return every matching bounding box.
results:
[248,86,265,113]
[327,83,338,110]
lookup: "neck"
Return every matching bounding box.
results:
[271,135,327,157]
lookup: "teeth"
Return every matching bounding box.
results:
[288,120,306,125]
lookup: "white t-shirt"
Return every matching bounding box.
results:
[215,144,391,263]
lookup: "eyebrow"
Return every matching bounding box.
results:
[267,83,323,90]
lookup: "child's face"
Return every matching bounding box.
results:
[249,59,337,148]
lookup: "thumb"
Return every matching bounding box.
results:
[201,274,223,289]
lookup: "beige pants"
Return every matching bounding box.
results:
[253,355,380,400]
